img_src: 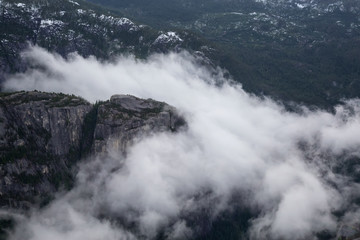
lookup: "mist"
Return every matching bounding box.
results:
[4,46,360,240]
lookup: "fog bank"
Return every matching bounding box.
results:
[4,46,360,240]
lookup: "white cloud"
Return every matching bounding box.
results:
[4,46,360,239]
[9,199,136,240]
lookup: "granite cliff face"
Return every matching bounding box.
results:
[0,91,185,209]
[93,94,185,155]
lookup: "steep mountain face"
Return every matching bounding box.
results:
[0,91,184,209]
[0,92,91,208]
[87,0,360,108]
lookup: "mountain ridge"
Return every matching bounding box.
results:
[86,0,360,108]
[0,90,185,210]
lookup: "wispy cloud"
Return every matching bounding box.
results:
[4,46,360,240]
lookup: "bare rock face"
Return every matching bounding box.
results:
[0,91,92,208]
[0,91,185,209]
[93,94,185,154]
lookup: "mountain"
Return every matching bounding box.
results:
[86,0,360,108]
[0,91,184,208]
[1,1,360,239]
[3,0,360,108]
[0,0,210,86]
[0,91,184,239]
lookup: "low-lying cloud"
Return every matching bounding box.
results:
[4,46,360,240]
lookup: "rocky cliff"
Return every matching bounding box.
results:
[93,94,185,154]
[0,91,185,209]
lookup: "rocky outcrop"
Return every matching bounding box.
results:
[93,94,185,154]
[0,91,185,209]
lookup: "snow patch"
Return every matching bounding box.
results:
[30,5,40,13]
[99,15,139,32]
[325,1,345,12]
[336,20,345,27]
[68,0,79,6]
[153,32,183,45]
[15,3,26,8]
[296,3,308,9]
[229,12,244,15]
[40,19,64,28]
[77,9,85,14]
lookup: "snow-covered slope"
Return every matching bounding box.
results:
[0,0,189,84]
